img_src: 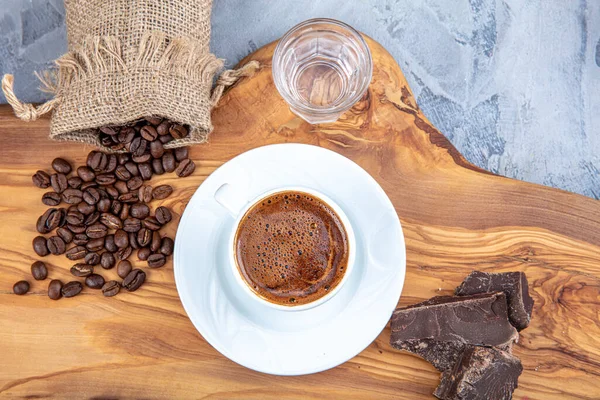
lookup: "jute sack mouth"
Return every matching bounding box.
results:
[2,0,258,151]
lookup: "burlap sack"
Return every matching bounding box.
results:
[1,0,258,150]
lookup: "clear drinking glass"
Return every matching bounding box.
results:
[272,18,373,124]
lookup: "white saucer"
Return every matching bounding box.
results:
[174,144,406,375]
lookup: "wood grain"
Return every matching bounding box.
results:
[1,37,599,399]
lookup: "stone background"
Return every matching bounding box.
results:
[1,0,598,199]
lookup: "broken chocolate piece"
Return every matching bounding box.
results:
[455,271,534,331]
[434,345,522,400]
[390,293,518,371]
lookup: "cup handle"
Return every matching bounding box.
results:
[214,183,250,218]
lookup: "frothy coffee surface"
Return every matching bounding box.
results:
[235,190,349,306]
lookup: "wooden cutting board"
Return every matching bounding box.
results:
[1,37,599,399]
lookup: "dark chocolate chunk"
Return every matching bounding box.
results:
[434,345,522,400]
[455,271,534,331]
[390,293,518,371]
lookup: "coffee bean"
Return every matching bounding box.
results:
[175,159,195,177]
[141,125,158,141]
[71,263,93,277]
[114,180,129,195]
[57,227,73,244]
[117,153,130,165]
[98,253,115,270]
[37,208,56,233]
[85,273,105,289]
[119,203,130,220]
[137,247,151,261]
[51,173,68,193]
[33,235,50,256]
[48,279,63,300]
[116,246,132,261]
[123,269,146,291]
[152,185,173,200]
[77,201,95,215]
[145,116,163,126]
[42,192,61,206]
[155,206,172,224]
[118,192,139,203]
[162,152,176,172]
[66,209,84,225]
[83,187,101,205]
[151,158,165,175]
[47,236,66,255]
[117,260,132,278]
[129,137,147,157]
[86,237,105,252]
[13,281,29,295]
[147,232,159,253]
[115,165,131,181]
[174,147,189,162]
[118,127,136,144]
[96,173,116,186]
[62,281,83,297]
[31,261,48,280]
[169,124,188,139]
[97,198,111,213]
[100,213,123,230]
[45,208,64,231]
[124,161,139,177]
[138,162,153,180]
[150,140,164,158]
[105,186,119,199]
[77,166,96,182]
[87,151,103,171]
[147,253,166,268]
[81,181,98,191]
[86,223,108,239]
[111,200,123,215]
[159,134,174,144]
[102,280,120,297]
[32,170,51,188]
[129,231,140,249]
[138,185,153,203]
[68,176,83,189]
[72,233,89,245]
[104,234,118,252]
[127,176,143,191]
[66,245,87,260]
[52,158,72,174]
[62,188,83,204]
[157,120,171,135]
[143,216,161,231]
[160,237,175,256]
[137,228,151,247]
[68,224,86,235]
[100,126,117,136]
[85,252,100,266]
[100,134,113,147]
[104,154,118,173]
[84,211,100,226]
[114,229,129,248]
[130,203,150,219]
[123,217,142,233]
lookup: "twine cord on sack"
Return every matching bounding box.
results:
[1,74,59,121]
[211,60,260,106]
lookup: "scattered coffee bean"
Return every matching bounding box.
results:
[143,217,161,231]
[68,224,87,234]
[174,147,189,162]
[85,274,105,289]
[86,223,108,239]
[67,209,84,226]
[87,151,106,171]
[115,165,131,181]
[47,236,66,255]
[72,233,89,246]
[130,203,150,219]
[129,232,140,249]
[111,199,123,215]
[102,280,120,297]
[32,170,51,188]
[86,237,105,252]
[145,116,163,125]
[77,201,96,215]
[176,159,195,177]
[118,192,139,203]
[42,192,61,206]
[160,237,174,256]
[66,246,87,260]
[138,185,153,203]
[118,127,136,144]
[104,234,118,252]
[119,203,130,220]
[117,153,130,165]
[138,162,153,180]
[114,229,129,248]
[97,198,111,213]
[50,173,68,193]
[155,207,172,224]
[48,279,63,300]
[83,187,101,205]
[116,246,132,261]
[13,280,30,295]
[71,263,93,277]
[160,134,174,144]
[123,269,146,291]
[44,209,61,231]
[127,176,143,191]
[152,185,173,200]
[151,158,165,175]
[132,153,152,164]
[117,260,133,278]
[147,253,166,268]
[52,158,72,174]
[67,176,83,189]
[100,126,117,136]
[129,137,147,157]
[162,152,176,172]
[114,180,129,195]
[124,161,139,177]
[100,252,116,269]
[137,247,151,261]
[100,213,123,230]
[33,235,49,256]
[85,252,101,266]
[105,154,118,173]
[77,166,96,182]
[150,140,164,158]
[169,124,188,139]
[157,121,170,135]
[96,173,117,186]
[141,125,158,141]
[31,261,48,280]
[137,228,152,247]
[123,218,142,233]
[149,231,161,252]
[81,181,98,191]
[62,188,83,204]
[84,211,100,226]
[62,281,83,297]
[57,227,74,244]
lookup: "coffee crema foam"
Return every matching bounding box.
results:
[234,190,349,306]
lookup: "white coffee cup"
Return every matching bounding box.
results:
[215,184,356,312]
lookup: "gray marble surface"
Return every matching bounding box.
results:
[1,0,598,199]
